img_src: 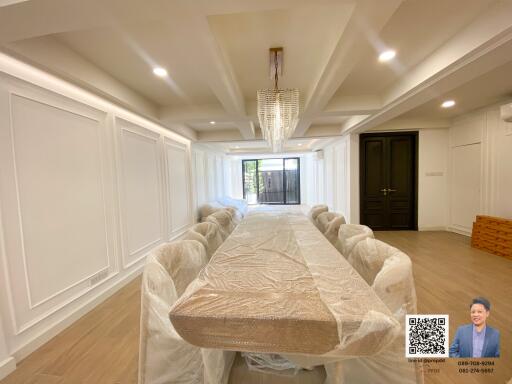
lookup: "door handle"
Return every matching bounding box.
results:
[380,188,388,196]
[388,188,397,193]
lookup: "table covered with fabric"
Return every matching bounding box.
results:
[169,210,400,357]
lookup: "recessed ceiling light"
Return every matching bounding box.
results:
[298,143,303,146]
[153,67,168,77]
[235,145,240,149]
[378,50,396,62]
[441,100,456,108]
[210,121,216,125]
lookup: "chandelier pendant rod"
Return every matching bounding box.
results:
[274,50,279,90]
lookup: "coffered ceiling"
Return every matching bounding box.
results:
[1,0,512,153]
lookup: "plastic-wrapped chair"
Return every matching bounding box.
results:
[308,205,328,229]
[322,216,346,248]
[217,196,248,217]
[139,240,234,384]
[337,224,374,259]
[348,238,417,315]
[229,353,326,384]
[224,206,242,226]
[206,209,235,240]
[340,238,422,384]
[183,222,224,260]
[198,202,224,222]
[316,212,345,234]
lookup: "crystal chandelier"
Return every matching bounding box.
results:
[257,48,299,153]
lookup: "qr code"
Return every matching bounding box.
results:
[406,315,449,358]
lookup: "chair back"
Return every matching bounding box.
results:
[341,240,421,384]
[308,204,328,220]
[184,222,224,259]
[224,206,242,226]
[198,202,224,222]
[206,209,235,240]
[337,224,374,258]
[138,240,207,384]
[349,238,417,318]
[316,212,344,233]
[323,216,346,247]
[217,196,248,217]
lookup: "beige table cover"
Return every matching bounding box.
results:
[169,210,400,357]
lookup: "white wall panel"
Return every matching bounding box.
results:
[0,61,193,365]
[317,159,325,204]
[450,144,481,233]
[494,116,512,218]
[194,151,206,208]
[222,158,233,198]
[337,142,349,215]
[117,118,163,267]
[231,158,243,199]
[206,153,216,201]
[451,113,484,147]
[215,155,224,198]
[164,138,191,237]
[318,138,351,216]
[11,95,110,307]
[446,106,512,236]
[0,312,15,379]
[418,129,449,230]
[324,147,334,209]
[0,81,117,338]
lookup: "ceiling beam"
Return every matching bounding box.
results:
[292,0,403,137]
[187,11,255,139]
[367,117,451,132]
[323,94,381,115]
[342,0,512,134]
[197,129,244,142]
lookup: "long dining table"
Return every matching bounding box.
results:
[169,208,400,357]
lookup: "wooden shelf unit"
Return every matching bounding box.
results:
[471,215,512,260]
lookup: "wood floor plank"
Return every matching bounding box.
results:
[375,231,512,384]
[0,231,510,384]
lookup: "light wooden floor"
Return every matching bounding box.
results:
[1,231,511,384]
[376,231,512,384]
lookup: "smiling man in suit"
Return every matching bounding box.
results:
[449,297,500,358]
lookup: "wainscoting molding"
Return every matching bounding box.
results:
[163,137,193,239]
[0,79,119,337]
[0,69,193,369]
[115,117,165,269]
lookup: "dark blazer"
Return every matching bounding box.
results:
[449,324,500,358]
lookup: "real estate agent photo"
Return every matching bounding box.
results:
[449,297,500,358]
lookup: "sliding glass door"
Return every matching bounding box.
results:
[242,158,300,205]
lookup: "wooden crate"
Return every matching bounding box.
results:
[471,215,512,260]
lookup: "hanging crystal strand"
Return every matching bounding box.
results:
[257,48,299,153]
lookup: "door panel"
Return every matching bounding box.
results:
[361,137,388,229]
[360,133,417,230]
[364,139,386,197]
[388,136,414,229]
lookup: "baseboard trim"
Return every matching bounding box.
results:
[12,265,144,362]
[0,357,16,380]
[418,226,447,231]
[448,226,472,237]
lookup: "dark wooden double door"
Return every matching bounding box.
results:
[360,132,417,230]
